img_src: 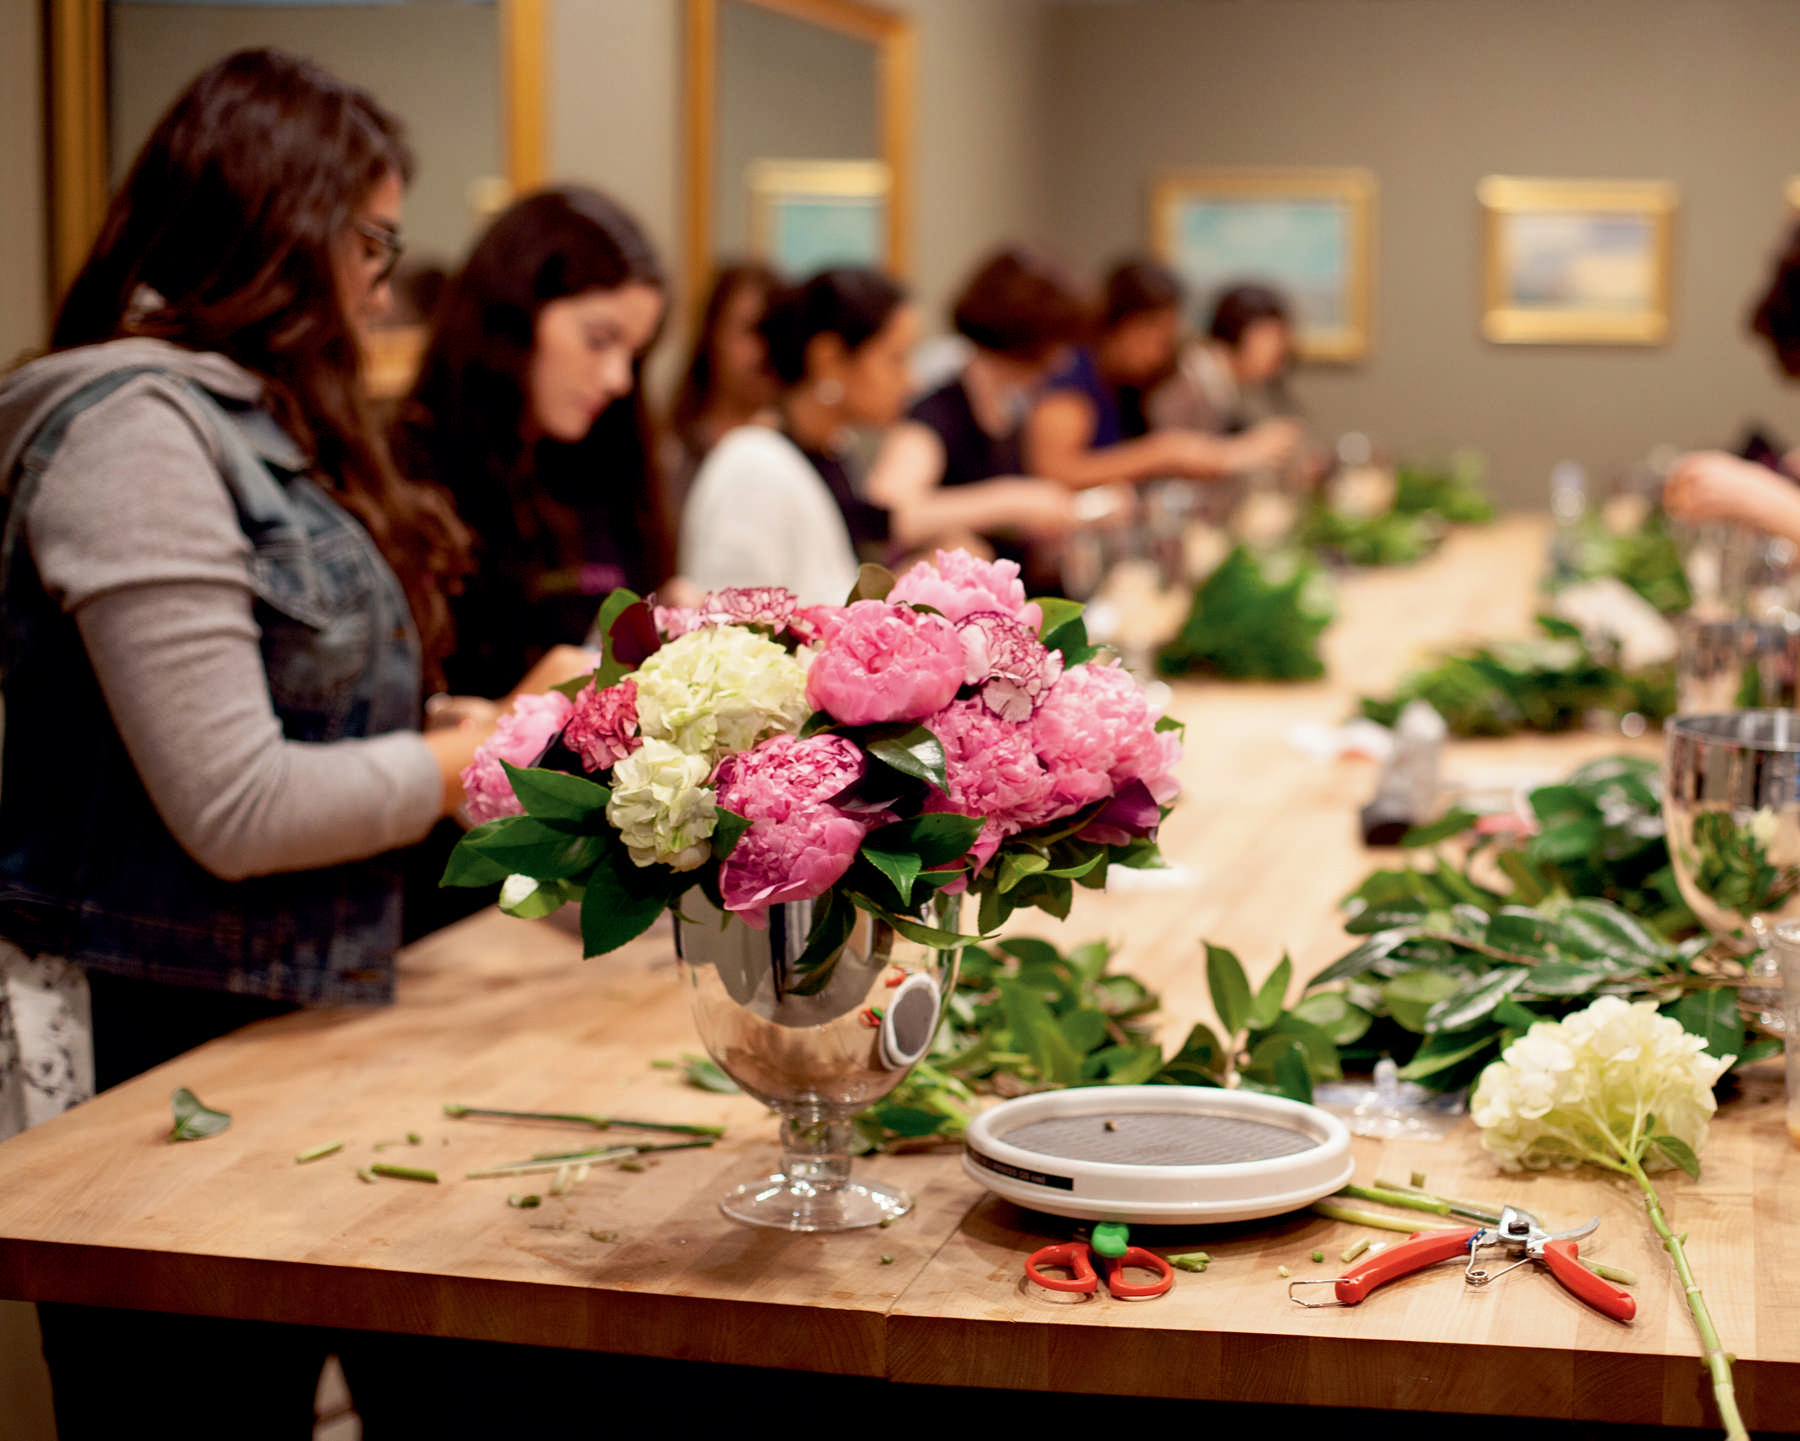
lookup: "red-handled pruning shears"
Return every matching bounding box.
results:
[1289,1205,1635,1322]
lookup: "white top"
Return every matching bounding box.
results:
[678,425,861,606]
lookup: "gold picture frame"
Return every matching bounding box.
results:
[1150,168,1375,364]
[1478,176,1677,345]
[748,158,890,275]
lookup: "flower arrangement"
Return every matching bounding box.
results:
[1471,997,1745,1440]
[444,552,1182,966]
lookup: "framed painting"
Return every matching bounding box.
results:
[1478,176,1677,345]
[748,159,889,277]
[1151,168,1375,364]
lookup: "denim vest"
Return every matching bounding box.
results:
[0,363,423,1006]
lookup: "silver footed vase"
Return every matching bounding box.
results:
[1663,710,1800,1030]
[675,892,961,1231]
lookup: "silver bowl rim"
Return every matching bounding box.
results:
[1667,709,1800,751]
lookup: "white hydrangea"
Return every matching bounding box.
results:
[1470,996,1733,1172]
[631,626,810,763]
[605,738,717,870]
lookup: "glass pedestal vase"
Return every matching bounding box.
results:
[674,892,960,1231]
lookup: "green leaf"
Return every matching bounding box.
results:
[1205,943,1255,1036]
[1422,967,1527,1032]
[1381,968,1466,1032]
[501,762,610,824]
[850,562,896,602]
[578,854,672,958]
[1154,1022,1227,1087]
[591,589,646,688]
[1252,1012,1342,1081]
[1248,953,1293,1030]
[1661,989,1744,1061]
[679,1053,740,1094]
[1395,1029,1499,1083]
[1649,1134,1701,1180]
[460,814,605,881]
[1289,990,1373,1046]
[1242,1036,1314,1103]
[1035,597,1084,638]
[710,808,752,861]
[998,851,1050,894]
[169,1087,231,1142]
[997,977,1083,1084]
[1401,810,1479,848]
[440,832,512,888]
[862,723,949,794]
[786,890,857,994]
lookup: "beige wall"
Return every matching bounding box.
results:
[547,0,1050,370]
[1,0,47,364]
[110,1,502,270]
[1041,0,1800,506]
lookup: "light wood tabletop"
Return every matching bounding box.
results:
[1,514,1793,1429]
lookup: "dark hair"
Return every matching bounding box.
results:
[1751,221,1800,378]
[393,185,673,625]
[669,260,779,452]
[951,246,1090,362]
[1207,282,1292,348]
[1100,259,1183,330]
[759,267,907,387]
[52,47,470,675]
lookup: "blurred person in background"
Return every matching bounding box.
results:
[866,245,1096,580]
[1028,258,1300,488]
[665,260,780,506]
[681,266,912,602]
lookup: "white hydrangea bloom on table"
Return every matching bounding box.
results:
[1471,995,1734,1173]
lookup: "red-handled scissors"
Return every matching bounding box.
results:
[1290,1205,1634,1322]
[1026,1227,1174,1300]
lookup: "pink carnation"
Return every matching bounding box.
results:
[563,678,640,773]
[713,733,880,927]
[654,604,701,640]
[889,549,1043,632]
[460,690,576,824]
[1031,662,1182,823]
[922,697,1057,874]
[957,612,1064,722]
[806,600,964,727]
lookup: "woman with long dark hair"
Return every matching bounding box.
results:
[392,185,673,700]
[0,48,585,1433]
[680,266,913,602]
[665,259,780,500]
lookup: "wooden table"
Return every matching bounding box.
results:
[2,515,1794,1430]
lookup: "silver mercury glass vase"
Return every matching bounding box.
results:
[675,891,961,1231]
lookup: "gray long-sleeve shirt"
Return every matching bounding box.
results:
[0,340,440,881]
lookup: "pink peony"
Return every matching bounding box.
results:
[957,612,1064,722]
[713,733,881,926]
[806,600,965,727]
[653,603,701,640]
[1031,662,1182,824]
[889,549,1043,632]
[562,678,640,773]
[921,697,1057,874]
[460,690,576,824]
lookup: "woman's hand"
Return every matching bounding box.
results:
[503,644,600,706]
[1665,450,1800,540]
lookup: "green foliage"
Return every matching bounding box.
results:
[1392,453,1495,525]
[1156,545,1334,681]
[1299,503,1443,567]
[1546,508,1693,615]
[1359,616,1676,736]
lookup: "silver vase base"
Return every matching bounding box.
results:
[720,1173,914,1232]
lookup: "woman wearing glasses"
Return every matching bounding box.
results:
[0,49,587,1433]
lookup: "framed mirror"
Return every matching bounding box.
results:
[45,0,546,392]
[683,0,913,315]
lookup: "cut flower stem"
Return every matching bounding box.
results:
[443,1103,723,1138]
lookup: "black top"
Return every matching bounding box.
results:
[791,436,892,554]
[908,375,1023,488]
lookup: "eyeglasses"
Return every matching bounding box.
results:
[352,220,405,286]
